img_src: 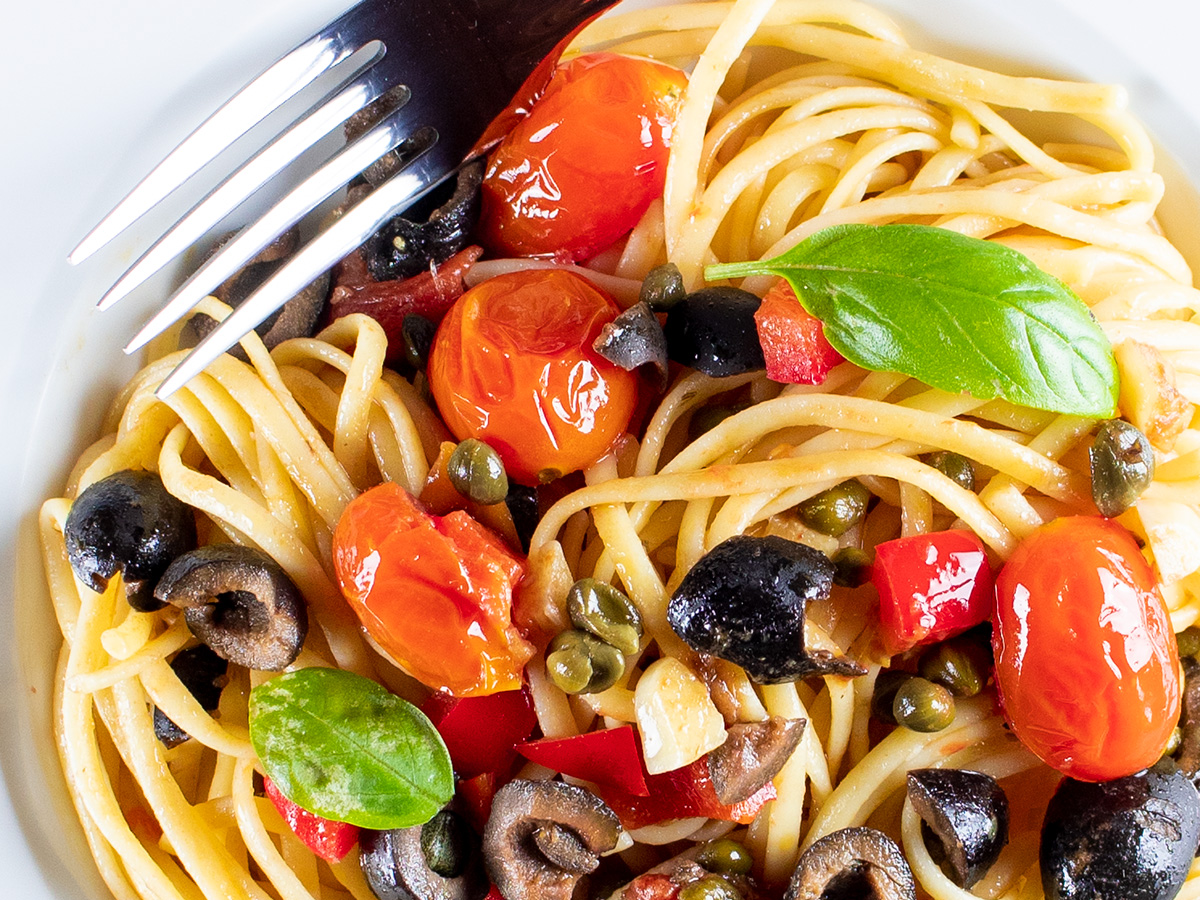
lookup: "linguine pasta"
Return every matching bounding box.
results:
[40,2,1200,899]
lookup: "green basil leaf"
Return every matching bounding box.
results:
[706,224,1118,417]
[249,668,453,829]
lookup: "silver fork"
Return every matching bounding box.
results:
[71,0,619,398]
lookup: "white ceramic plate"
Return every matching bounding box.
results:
[3,1,1200,897]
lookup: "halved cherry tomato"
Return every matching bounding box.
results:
[480,52,688,260]
[427,268,639,484]
[754,280,844,385]
[993,516,1180,782]
[872,529,994,656]
[264,776,359,863]
[332,482,534,696]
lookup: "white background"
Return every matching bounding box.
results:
[0,0,1198,896]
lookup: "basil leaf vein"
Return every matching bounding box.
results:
[706,223,1118,417]
[249,667,453,829]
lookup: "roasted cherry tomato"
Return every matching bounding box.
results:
[872,529,994,656]
[427,268,639,485]
[754,279,844,385]
[480,52,688,260]
[993,516,1180,782]
[332,482,533,696]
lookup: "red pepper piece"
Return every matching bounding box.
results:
[482,886,506,900]
[457,771,499,835]
[596,756,776,831]
[516,725,650,796]
[753,280,844,385]
[872,529,994,656]
[422,685,538,780]
[327,245,482,362]
[263,776,359,863]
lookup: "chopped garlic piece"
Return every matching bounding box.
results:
[634,657,726,774]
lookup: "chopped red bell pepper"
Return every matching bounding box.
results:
[516,725,650,796]
[753,279,844,385]
[422,685,538,780]
[263,776,359,863]
[596,756,775,831]
[482,886,506,900]
[872,529,994,656]
[327,245,482,363]
[457,771,499,835]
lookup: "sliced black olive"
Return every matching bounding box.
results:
[64,470,197,612]
[664,287,765,377]
[182,227,330,355]
[361,810,488,900]
[785,827,916,900]
[400,314,439,372]
[592,302,669,386]
[906,768,1009,888]
[1040,761,1200,900]
[707,716,806,805]
[152,644,229,748]
[482,779,620,900]
[154,545,307,671]
[1090,418,1155,518]
[362,159,485,282]
[1174,657,1200,779]
[668,535,865,683]
[505,484,540,554]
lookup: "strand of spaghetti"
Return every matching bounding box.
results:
[157,424,372,676]
[68,616,190,694]
[139,658,254,759]
[329,853,381,900]
[822,676,856,781]
[254,419,319,557]
[757,682,811,883]
[820,131,945,213]
[108,677,269,900]
[663,0,776,263]
[168,375,265,503]
[232,757,316,900]
[41,499,84,633]
[314,314,388,491]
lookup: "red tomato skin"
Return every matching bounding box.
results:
[480,52,688,260]
[993,516,1180,782]
[264,776,359,863]
[872,529,994,656]
[427,268,639,485]
[754,280,844,385]
[333,483,533,697]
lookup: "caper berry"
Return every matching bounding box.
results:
[697,839,754,877]
[420,809,473,878]
[400,314,437,371]
[893,677,955,733]
[871,670,911,725]
[797,480,871,537]
[1179,626,1200,661]
[545,630,625,694]
[689,402,748,442]
[832,547,873,588]
[1090,419,1154,518]
[923,450,976,493]
[566,578,643,655]
[678,874,743,900]
[640,262,687,311]
[447,439,509,506]
[918,635,992,698]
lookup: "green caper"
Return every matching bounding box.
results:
[923,450,976,493]
[1178,626,1200,660]
[893,677,956,733]
[1164,726,1183,759]
[918,634,992,698]
[697,839,754,877]
[678,875,743,900]
[400,313,437,371]
[797,480,871,537]
[420,809,473,878]
[832,547,873,588]
[640,262,687,311]
[545,629,625,694]
[566,578,644,655]
[1090,419,1155,518]
[447,439,509,506]
[871,670,911,725]
[689,402,748,441]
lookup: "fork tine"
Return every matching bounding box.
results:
[68,14,368,265]
[97,64,396,312]
[124,105,427,355]
[154,139,450,399]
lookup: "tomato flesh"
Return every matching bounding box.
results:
[333,483,533,697]
[427,268,639,485]
[754,279,844,385]
[993,516,1180,782]
[480,52,688,260]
